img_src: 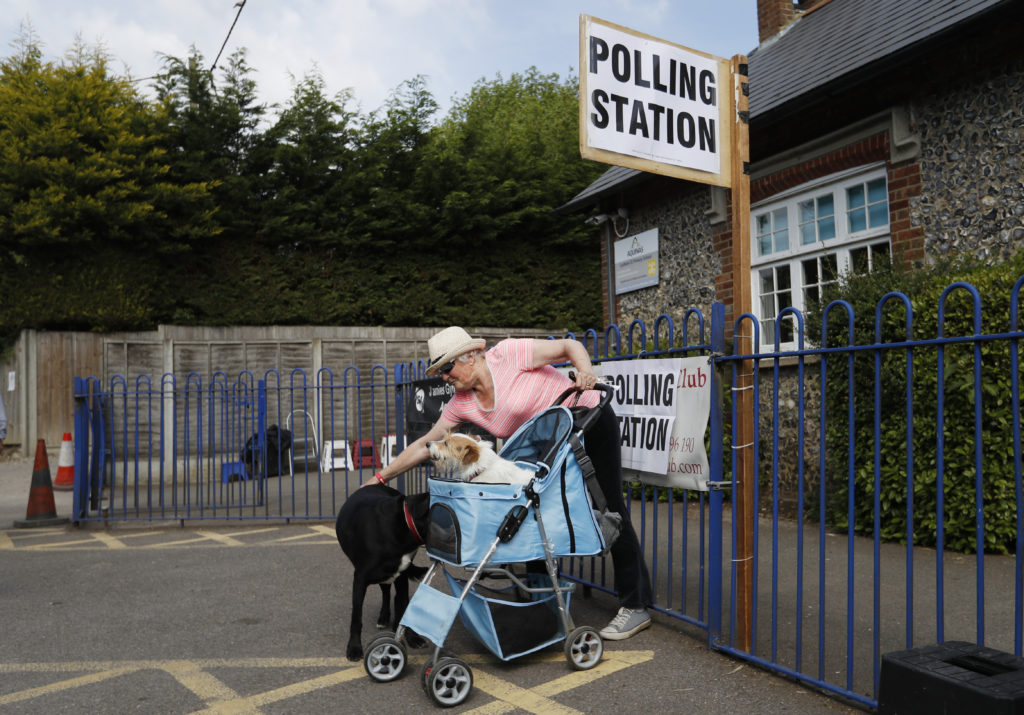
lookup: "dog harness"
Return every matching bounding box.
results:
[404,502,424,545]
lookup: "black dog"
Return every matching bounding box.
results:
[335,483,430,661]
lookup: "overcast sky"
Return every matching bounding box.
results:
[2,0,759,117]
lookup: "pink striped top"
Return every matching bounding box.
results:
[441,338,599,438]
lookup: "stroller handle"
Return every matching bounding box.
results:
[555,373,614,434]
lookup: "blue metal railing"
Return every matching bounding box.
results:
[72,282,1024,709]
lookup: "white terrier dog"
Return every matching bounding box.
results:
[427,433,534,485]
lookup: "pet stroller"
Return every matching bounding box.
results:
[361,382,616,707]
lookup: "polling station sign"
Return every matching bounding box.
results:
[579,15,732,187]
[603,357,711,491]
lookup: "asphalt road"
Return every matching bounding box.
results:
[0,454,858,714]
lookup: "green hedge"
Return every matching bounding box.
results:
[808,254,1024,554]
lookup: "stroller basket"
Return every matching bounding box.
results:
[425,406,606,565]
[444,571,572,660]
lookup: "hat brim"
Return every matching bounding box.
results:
[425,338,486,375]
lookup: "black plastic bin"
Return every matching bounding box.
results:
[878,641,1024,714]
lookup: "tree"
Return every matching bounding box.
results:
[0,30,216,339]
[260,70,359,251]
[152,47,270,322]
[412,68,606,327]
[1,30,607,338]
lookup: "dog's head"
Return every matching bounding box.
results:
[427,432,494,478]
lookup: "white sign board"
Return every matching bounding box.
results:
[614,228,659,294]
[603,357,711,491]
[579,14,732,187]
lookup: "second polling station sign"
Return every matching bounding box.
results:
[579,15,733,187]
[602,357,712,491]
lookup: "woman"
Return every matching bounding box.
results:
[364,326,654,640]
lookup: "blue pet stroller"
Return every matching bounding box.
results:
[361,382,616,707]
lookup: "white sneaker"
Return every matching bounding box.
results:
[599,607,651,640]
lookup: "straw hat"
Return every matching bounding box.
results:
[425,327,486,375]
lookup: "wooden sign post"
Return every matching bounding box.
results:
[729,55,754,652]
[579,15,755,652]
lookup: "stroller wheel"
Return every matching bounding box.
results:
[425,656,473,707]
[565,626,603,670]
[419,650,457,696]
[363,633,407,682]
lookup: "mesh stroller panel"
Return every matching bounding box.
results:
[499,406,574,469]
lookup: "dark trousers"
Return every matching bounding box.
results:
[584,403,654,609]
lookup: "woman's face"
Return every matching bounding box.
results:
[442,354,472,388]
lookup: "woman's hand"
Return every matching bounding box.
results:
[574,369,599,391]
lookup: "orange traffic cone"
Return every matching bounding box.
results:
[53,432,75,491]
[13,439,69,528]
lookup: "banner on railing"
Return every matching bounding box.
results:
[601,356,711,490]
[406,377,496,446]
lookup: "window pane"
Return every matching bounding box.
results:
[822,253,838,281]
[757,213,771,234]
[759,235,772,256]
[799,200,815,223]
[847,184,865,209]
[867,178,887,204]
[776,265,791,291]
[805,285,819,304]
[868,202,888,228]
[848,209,867,233]
[779,315,795,343]
[872,241,891,260]
[802,258,819,285]
[778,288,792,311]
[801,223,816,245]
[850,246,868,274]
[817,194,834,217]
[761,294,775,317]
[774,208,788,229]
[760,269,775,294]
[774,228,789,252]
[819,216,836,240]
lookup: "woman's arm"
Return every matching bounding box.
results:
[532,338,600,391]
[360,416,457,488]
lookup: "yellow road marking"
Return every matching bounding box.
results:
[89,532,128,549]
[0,666,139,706]
[471,670,583,714]
[163,660,241,702]
[276,525,334,542]
[195,530,247,546]
[192,666,364,714]
[0,526,342,550]
[221,527,278,539]
[0,652,654,711]
[533,649,654,696]
[464,702,518,715]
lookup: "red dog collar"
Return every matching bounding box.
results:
[404,502,424,545]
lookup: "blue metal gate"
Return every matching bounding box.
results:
[73,279,1024,709]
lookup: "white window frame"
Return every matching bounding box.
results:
[750,164,891,350]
